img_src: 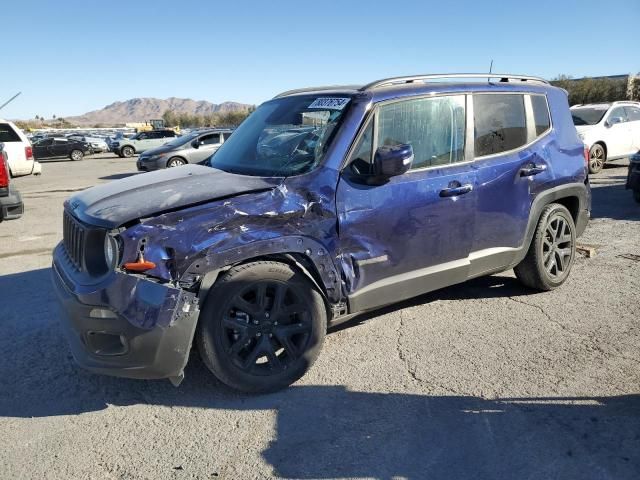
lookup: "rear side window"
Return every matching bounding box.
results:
[531,95,551,135]
[377,95,466,169]
[163,131,176,137]
[474,94,527,157]
[223,132,233,140]
[0,123,21,142]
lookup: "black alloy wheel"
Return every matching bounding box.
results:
[221,281,312,374]
[541,213,573,280]
[197,261,326,393]
[514,203,576,291]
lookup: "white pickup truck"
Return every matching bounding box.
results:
[0,120,42,176]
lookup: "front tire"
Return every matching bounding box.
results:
[514,203,576,291]
[588,144,605,174]
[197,261,327,393]
[69,149,84,161]
[166,157,186,168]
[121,146,135,158]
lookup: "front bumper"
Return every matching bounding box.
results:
[0,184,24,220]
[136,157,163,171]
[52,243,200,382]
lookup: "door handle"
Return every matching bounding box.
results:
[439,182,473,197]
[520,163,547,177]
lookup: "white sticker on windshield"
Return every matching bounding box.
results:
[308,97,350,110]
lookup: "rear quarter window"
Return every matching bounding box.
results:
[474,94,527,157]
[531,94,551,136]
[0,123,21,142]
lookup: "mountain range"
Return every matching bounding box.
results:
[65,97,253,126]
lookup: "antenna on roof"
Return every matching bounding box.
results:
[0,92,22,112]
[488,60,493,82]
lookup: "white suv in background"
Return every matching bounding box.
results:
[571,101,640,174]
[0,120,42,176]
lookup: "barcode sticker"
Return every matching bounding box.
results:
[308,97,350,110]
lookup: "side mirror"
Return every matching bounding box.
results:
[373,144,413,179]
[191,140,200,149]
[607,116,623,127]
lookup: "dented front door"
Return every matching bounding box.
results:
[336,95,476,312]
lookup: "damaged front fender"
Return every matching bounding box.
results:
[118,168,345,307]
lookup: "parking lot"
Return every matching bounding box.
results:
[1,153,639,479]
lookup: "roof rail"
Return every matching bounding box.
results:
[360,73,549,91]
[273,85,359,99]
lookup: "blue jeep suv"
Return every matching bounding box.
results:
[52,73,591,392]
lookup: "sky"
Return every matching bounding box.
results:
[1,0,639,119]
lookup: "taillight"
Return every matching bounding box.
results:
[0,152,9,188]
[583,145,589,166]
[25,146,34,160]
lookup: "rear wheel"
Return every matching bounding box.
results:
[69,149,83,161]
[514,203,576,291]
[588,144,605,174]
[121,146,135,158]
[197,261,326,393]
[167,157,186,168]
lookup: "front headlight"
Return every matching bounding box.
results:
[104,234,120,269]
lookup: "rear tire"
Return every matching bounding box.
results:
[69,150,84,161]
[121,146,135,158]
[167,157,186,168]
[588,144,605,174]
[514,203,576,291]
[197,261,326,393]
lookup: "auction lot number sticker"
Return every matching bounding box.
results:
[308,97,350,110]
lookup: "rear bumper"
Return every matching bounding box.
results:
[0,184,24,220]
[52,243,200,382]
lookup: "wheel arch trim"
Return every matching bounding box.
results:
[514,182,589,265]
[185,237,342,308]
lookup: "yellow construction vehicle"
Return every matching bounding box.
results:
[135,119,180,134]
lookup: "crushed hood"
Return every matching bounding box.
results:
[68,165,282,228]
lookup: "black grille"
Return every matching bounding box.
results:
[63,211,86,270]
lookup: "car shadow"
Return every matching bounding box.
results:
[590,182,640,221]
[1,268,639,478]
[330,274,531,333]
[99,172,142,180]
[0,268,543,419]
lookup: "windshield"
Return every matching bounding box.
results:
[164,132,198,147]
[209,94,352,176]
[571,107,608,126]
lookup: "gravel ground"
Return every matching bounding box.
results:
[1,154,639,479]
